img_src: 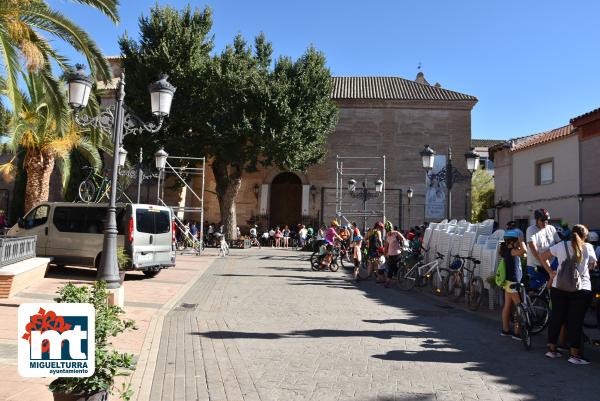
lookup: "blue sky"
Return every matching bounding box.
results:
[49,0,600,140]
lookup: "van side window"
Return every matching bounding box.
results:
[53,207,126,234]
[23,205,49,229]
[136,209,170,234]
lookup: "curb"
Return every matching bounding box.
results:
[130,255,217,401]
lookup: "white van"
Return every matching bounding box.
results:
[8,202,176,278]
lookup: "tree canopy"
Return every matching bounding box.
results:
[120,5,338,237]
[471,168,495,222]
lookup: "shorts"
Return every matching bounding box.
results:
[387,254,400,278]
[503,280,519,293]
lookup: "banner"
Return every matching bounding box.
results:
[425,155,447,221]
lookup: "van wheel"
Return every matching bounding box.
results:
[143,270,160,278]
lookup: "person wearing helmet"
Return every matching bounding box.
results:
[376,246,387,283]
[384,222,406,288]
[500,230,527,339]
[366,222,384,279]
[352,234,363,281]
[325,220,343,244]
[526,208,559,287]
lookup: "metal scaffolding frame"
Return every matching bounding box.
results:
[335,155,386,233]
[157,155,206,255]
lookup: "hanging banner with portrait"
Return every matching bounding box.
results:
[425,155,447,221]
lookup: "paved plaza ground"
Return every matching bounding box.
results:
[2,248,600,401]
[149,249,600,401]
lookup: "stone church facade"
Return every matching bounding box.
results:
[4,59,476,232]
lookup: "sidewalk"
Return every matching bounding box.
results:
[0,251,218,401]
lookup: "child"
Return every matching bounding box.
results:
[352,235,363,281]
[376,247,387,283]
[319,243,334,269]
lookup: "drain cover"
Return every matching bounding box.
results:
[180,303,198,309]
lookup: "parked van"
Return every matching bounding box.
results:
[7,202,176,277]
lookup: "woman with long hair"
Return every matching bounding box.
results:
[366,221,384,280]
[499,230,526,339]
[540,224,597,364]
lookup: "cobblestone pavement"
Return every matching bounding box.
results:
[150,249,600,401]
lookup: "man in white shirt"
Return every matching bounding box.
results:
[526,208,559,284]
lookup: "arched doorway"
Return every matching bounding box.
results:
[269,172,302,228]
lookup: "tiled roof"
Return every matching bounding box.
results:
[471,139,503,148]
[331,76,477,102]
[570,107,600,124]
[511,125,575,152]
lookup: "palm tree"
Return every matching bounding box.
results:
[6,72,103,212]
[0,0,119,112]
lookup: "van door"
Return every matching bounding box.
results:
[10,204,51,256]
[132,206,174,268]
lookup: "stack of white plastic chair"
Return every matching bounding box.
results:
[477,220,495,237]
[449,226,466,259]
[436,226,455,268]
[448,219,458,225]
[471,235,489,265]
[459,229,477,258]
[480,229,505,289]
[426,226,441,262]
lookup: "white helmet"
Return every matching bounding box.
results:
[588,231,599,242]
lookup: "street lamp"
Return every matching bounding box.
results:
[118,147,128,168]
[419,144,479,221]
[406,188,413,230]
[67,65,176,289]
[155,147,169,170]
[348,177,384,233]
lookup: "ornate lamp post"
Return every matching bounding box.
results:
[420,144,479,220]
[118,147,160,203]
[67,65,175,289]
[406,188,414,230]
[347,177,384,233]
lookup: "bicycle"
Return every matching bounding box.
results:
[310,243,340,272]
[511,282,535,350]
[446,255,484,311]
[78,166,132,203]
[397,251,449,295]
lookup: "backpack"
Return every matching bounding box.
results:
[495,258,506,287]
[555,241,581,292]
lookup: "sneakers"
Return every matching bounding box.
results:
[545,350,563,359]
[500,330,513,337]
[568,355,591,365]
[511,334,522,341]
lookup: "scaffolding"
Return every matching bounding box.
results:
[157,155,206,255]
[335,155,386,233]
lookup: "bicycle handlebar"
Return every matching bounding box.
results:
[452,254,481,265]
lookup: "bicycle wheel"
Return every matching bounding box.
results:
[518,306,532,350]
[467,276,484,311]
[446,272,464,302]
[310,252,319,271]
[357,259,370,279]
[430,267,450,296]
[397,265,418,291]
[529,295,550,334]
[329,259,339,272]
[78,180,96,203]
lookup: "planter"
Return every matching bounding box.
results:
[53,390,108,401]
[119,271,126,284]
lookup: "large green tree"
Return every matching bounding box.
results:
[120,5,338,238]
[0,0,118,113]
[471,168,495,222]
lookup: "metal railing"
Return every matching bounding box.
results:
[0,236,37,267]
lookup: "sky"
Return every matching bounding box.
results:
[48,0,600,140]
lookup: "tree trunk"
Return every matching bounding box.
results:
[212,159,242,240]
[23,150,55,213]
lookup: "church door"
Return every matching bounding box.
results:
[269,173,302,228]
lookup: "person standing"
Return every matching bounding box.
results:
[500,230,527,339]
[384,221,406,288]
[283,225,290,248]
[526,209,559,287]
[299,225,308,250]
[541,224,597,364]
[366,222,384,279]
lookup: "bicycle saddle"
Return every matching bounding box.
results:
[509,282,525,290]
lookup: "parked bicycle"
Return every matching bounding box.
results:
[78,166,132,203]
[510,282,536,350]
[446,255,484,311]
[397,250,449,295]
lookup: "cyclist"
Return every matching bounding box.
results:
[249,225,261,248]
[541,224,596,364]
[366,221,384,280]
[500,230,527,339]
[325,220,343,244]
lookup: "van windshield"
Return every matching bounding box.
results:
[136,209,170,234]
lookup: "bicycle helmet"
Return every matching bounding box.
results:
[331,220,340,227]
[450,259,462,270]
[503,230,520,239]
[354,235,363,242]
[377,246,385,254]
[384,220,393,232]
[533,208,550,221]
